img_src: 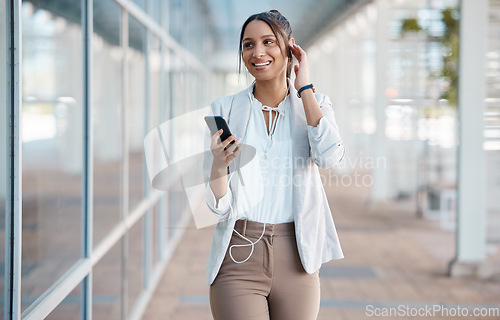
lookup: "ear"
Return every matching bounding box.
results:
[288,38,295,60]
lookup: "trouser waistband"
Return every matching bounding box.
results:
[234,219,295,237]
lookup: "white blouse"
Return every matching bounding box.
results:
[206,88,294,224]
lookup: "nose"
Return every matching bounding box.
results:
[253,44,265,58]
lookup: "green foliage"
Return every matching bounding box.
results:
[401,18,422,36]
[439,8,459,106]
[399,8,459,107]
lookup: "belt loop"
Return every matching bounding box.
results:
[242,219,247,236]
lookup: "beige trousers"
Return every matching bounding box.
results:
[209,219,320,320]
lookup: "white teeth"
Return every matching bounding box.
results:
[254,61,270,66]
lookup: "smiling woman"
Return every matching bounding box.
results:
[203,9,346,320]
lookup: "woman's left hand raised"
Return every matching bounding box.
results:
[291,44,311,91]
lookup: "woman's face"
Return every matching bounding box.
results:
[241,20,288,82]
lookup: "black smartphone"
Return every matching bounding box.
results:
[204,116,235,148]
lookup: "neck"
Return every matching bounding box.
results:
[253,76,288,107]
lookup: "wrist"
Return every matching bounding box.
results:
[295,81,309,90]
[297,83,315,98]
[211,165,227,181]
[212,158,227,170]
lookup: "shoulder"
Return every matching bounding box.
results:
[211,86,250,107]
[210,87,251,114]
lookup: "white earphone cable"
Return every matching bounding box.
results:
[229,221,266,264]
[225,167,266,264]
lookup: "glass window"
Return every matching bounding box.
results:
[126,217,143,314]
[92,241,122,320]
[132,0,146,11]
[92,0,123,246]
[150,37,161,129]
[167,190,188,240]
[151,0,161,24]
[0,1,8,316]
[151,198,166,268]
[169,53,188,119]
[160,0,169,30]
[160,48,171,122]
[128,17,146,210]
[45,285,81,320]
[21,1,83,311]
[152,203,159,267]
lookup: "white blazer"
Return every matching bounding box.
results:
[203,83,345,285]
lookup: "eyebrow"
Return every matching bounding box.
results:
[243,34,277,42]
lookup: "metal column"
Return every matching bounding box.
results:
[4,0,22,319]
[448,0,488,278]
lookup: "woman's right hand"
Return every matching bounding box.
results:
[210,129,242,170]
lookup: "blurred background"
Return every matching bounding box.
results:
[1,0,499,319]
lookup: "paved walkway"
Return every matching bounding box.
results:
[142,173,500,320]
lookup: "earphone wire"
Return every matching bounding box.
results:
[226,172,267,264]
[224,140,266,264]
[229,218,266,264]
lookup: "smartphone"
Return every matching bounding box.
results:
[204,116,235,148]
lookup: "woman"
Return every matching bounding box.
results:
[204,10,345,320]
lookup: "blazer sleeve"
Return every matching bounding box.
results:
[203,98,234,219]
[205,183,233,217]
[306,94,346,169]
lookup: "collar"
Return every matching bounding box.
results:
[248,78,292,116]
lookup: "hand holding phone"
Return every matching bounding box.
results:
[204,116,236,150]
[205,115,242,168]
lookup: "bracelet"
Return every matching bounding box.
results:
[297,84,315,98]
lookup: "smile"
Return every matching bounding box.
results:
[253,61,271,67]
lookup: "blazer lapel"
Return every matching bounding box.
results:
[222,87,253,214]
[290,85,309,160]
[227,86,253,173]
[289,85,309,222]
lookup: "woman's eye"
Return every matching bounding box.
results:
[264,40,274,45]
[243,42,253,48]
